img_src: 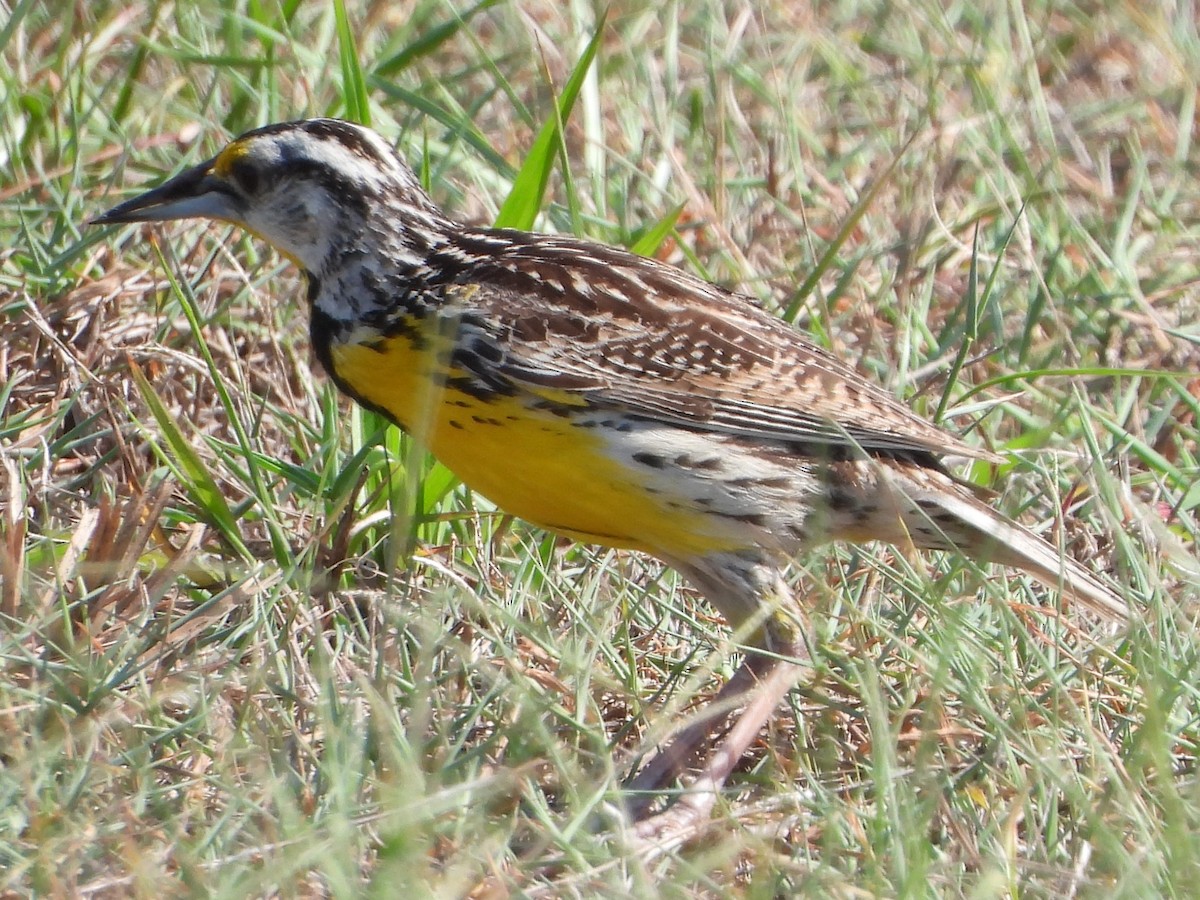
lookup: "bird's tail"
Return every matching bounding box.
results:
[893,468,1129,624]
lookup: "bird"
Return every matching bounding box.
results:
[92,117,1127,842]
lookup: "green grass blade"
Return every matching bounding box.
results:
[782,132,916,323]
[366,81,515,178]
[955,367,1189,408]
[934,204,1024,426]
[628,203,685,257]
[150,240,290,562]
[128,362,244,552]
[494,12,606,230]
[334,0,370,126]
[374,0,502,77]
[0,0,37,54]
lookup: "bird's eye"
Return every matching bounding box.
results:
[229,160,261,195]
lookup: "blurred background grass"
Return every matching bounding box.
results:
[2,0,1199,895]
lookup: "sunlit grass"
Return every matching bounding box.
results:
[2,0,1198,895]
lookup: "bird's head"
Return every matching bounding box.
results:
[92,118,449,275]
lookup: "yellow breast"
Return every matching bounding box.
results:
[329,333,741,557]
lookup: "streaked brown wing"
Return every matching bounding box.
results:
[444,229,994,462]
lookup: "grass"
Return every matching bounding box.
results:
[3,0,1199,895]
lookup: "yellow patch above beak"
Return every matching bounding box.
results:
[212,140,251,178]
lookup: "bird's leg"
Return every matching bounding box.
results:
[623,641,806,840]
[623,554,810,843]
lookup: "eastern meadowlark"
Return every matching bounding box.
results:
[93,118,1128,841]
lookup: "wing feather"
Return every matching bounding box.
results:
[438,229,996,463]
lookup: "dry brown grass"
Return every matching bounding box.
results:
[3,1,1199,896]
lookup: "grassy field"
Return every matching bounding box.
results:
[3,0,1199,895]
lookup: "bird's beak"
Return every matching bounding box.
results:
[90,157,241,226]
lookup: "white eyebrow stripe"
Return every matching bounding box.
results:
[291,134,393,192]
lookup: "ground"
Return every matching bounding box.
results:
[2,1,1199,896]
